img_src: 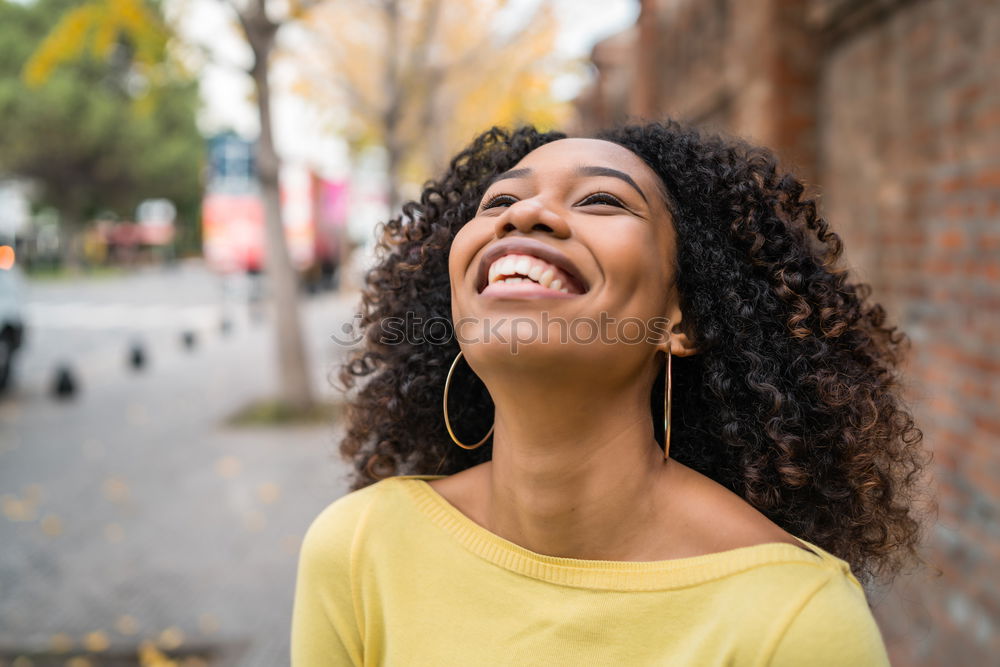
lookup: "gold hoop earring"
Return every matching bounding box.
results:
[664,348,672,460]
[443,350,494,450]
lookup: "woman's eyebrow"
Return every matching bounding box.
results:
[488,165,648,204]
[576,166,648,203]
[489,168,532,186]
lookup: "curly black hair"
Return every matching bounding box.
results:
[338,120,932,589]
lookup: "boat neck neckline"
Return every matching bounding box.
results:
[385,474,841,591]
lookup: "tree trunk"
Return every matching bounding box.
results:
[382,0,403,214]
[248,10,315,413]
[58,215,81,272]
[384,136,403,214]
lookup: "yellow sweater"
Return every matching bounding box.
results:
[292,474,891,666]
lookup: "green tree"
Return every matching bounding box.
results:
[0,0,204,257]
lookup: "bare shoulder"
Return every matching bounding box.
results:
[426,463,491,526]
[664,459,818,556]
[425,462,484,498]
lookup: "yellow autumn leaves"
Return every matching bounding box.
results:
[23,0,168,88]
[292,0,578,187]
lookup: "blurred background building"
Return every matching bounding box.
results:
[576,0,999,664]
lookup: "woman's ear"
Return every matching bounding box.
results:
[658,304,698,357]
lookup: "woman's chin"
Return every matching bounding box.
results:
[464,341,580,369]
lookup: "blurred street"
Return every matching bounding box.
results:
[0,261,358,665]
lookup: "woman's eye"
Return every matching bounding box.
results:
[481,194,518,210]
[579,192,625,208]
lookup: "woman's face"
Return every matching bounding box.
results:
[449,138,681,369]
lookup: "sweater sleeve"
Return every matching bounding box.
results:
[765,571,891,667]
[291,490,370,667]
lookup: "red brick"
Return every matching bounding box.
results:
[981,234,1000,252]
[944,203,977,221]
[940,177,967,194]
[975,108,1000,130]
[967,354,1000,374]
[931,344,1000,374]
[929,394,963,418]
[927,258,957,276]
[973,415,1000,438]
[958,379,993,402]
[939,229,966,249]
[975,167,1000,189]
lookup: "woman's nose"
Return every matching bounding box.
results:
[494,198,571,239]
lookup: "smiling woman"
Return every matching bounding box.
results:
[291,122,931,666]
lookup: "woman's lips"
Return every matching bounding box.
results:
[475,238,588,294]
[479,280,579,299]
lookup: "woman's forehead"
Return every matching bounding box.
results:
[513,138,650,173]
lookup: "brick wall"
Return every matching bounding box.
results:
[574,0,820,182]
[575,0,1000,663]
[820,2,1000,662]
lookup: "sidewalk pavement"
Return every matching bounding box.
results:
[0,288,363,666]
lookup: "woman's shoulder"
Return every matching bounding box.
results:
[672,464,888,663]
[658,461,821,558]
[302,474,444,547]
[300,476,414,557]
[762,562,889,666]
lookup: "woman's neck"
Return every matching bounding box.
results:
[476,374,675,561]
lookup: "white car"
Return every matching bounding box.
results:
[0,250,25,392]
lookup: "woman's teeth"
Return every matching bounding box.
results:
[493,276,569,293]
[488,254,571,293]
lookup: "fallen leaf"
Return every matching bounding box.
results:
[49,632,74,652]
[197,613,219,635]
[157,626,185,650]
[82,630,110,652]
[214,456,241,479]
[102,477,130,503]
[2,495,36,522]
[257,482,280,504]
[41,514,63,536]
[116,614,139,636]
[244,510,266,533]
[104,523,125,543]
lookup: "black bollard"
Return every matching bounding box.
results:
[51,365,78,400]
[128,342,146,371]
[181,330,197,350]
